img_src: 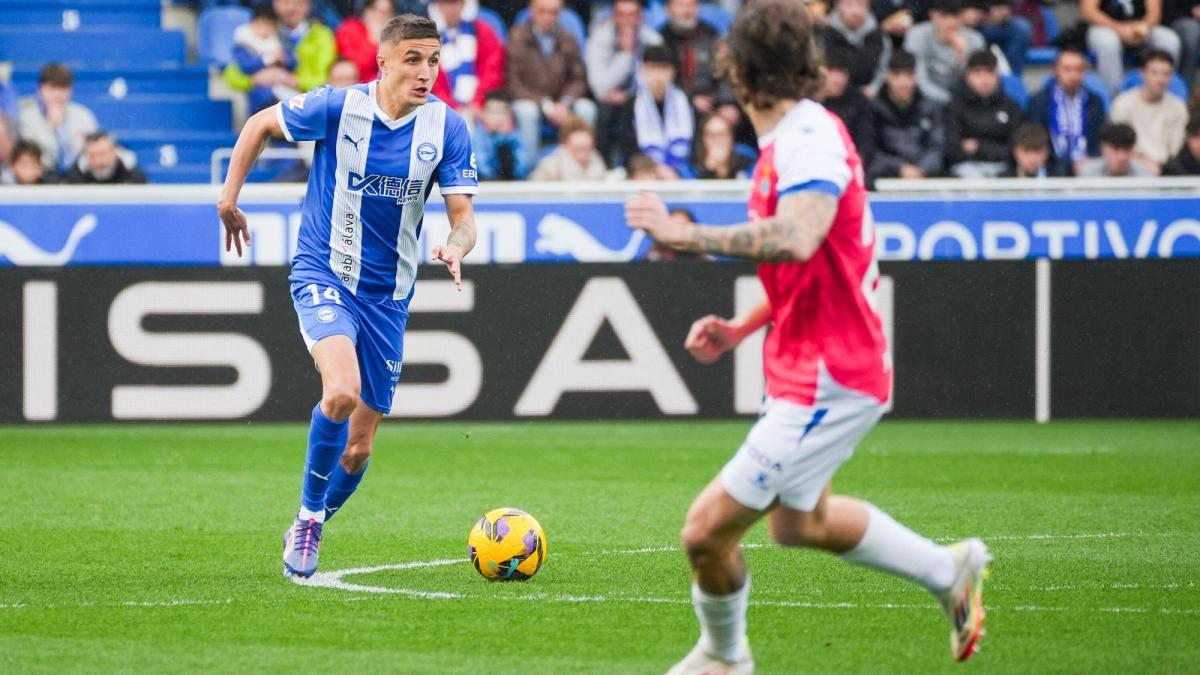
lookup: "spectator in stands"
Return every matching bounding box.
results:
[945,49,1022,177]
[1026,47,1106,176]
[335,0,394,83]
[225,0,336,107]
[615,45,695,178]
[959,1,1031,73]
[430,0,506,116]
[821,0,892,96]
[232,5,299,112]
[0,116,13,184]
[587,0,665,164]
[869,50,945,183]
[63,131,147,184]
[692,114,755,179]
[1110,49,1189,169]
[1077,122,1156,175]
[660,0,723,115]
[10,141,55,185]
[1001,122,1059,177]
[873,0,925,44]
[471,91,530,179]
[1081,0,1182,94]
[1163,112,1200,173]
[327,58,361,87]
[18,64,98,175]
[904,0,986,104]
[506,0,596,169]
[529,116,609,181]
[625,150,680,179]
[1165,0,1200,86]
[823,51,876,169]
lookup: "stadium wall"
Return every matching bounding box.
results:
[3,261,1197,423]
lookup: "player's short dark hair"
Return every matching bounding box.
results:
[722,0,823,110]
[38,63,73,88]
[887,50,917,72]
[1186,112,1200,137]
[1013,122,1049,151]
[252,4,278,21]
[1099,122,1137,149]
[642,44,675,65]
[966,49,998,71]
[927,0,963,15]
[1141,47,1175,69]
[379,14,439,50]
[11,139,42,163]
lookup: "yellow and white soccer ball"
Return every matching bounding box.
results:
[467,508,547,581]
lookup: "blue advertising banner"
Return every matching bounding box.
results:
[0,189,1197,265]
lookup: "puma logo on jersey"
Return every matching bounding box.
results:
[342,134,364,151]
[347,172,425,205]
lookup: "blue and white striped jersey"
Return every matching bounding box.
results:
[277,82,478,302]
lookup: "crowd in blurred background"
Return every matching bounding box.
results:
[2,0,1200,186]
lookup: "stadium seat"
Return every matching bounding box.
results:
[514,7,587,49]
[698,3,733,36]
[9,64,211,96]
[1001,73,1028,108]
[0,29,187,67]
[1026,7,1060,65]
[79,96,233,132]
[476,6,507,41]
[1119,69,1190,101]
[644,1,668,30]
[198,6,251,67]
[0,0,160,30]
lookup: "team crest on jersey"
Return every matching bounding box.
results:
[347,171,426,205]
[316,307,337,323]
[288,94,305,111]
[416,142,438,162]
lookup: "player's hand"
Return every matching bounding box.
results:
[626,191,686,247]
[218,200,251,257]
[432,243,465,291]
[685,315,741,364]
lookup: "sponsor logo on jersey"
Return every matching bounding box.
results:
[316,307,338,323]
[416,142,438,162]
[385,359,403,373]
[347,172,426,205]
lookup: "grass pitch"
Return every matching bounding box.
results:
[1,420,1197,674]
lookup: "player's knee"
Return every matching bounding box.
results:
[322,386,359,420]
[681,521,723,566]
[341,439,372,473]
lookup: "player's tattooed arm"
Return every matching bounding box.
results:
[626,191,838,262]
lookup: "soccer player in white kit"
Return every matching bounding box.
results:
[626,2,990,671]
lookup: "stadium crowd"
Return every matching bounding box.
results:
[3,0,1200,186]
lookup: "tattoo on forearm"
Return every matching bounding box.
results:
[446,221,476,254]
[681,192,838,262]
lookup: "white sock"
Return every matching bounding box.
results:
[840,503,955,594]
[692,578,750,663]
[297,505,326,523]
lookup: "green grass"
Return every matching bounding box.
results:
[1,420,1198,674]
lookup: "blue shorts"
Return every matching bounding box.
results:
[291,280,409,414]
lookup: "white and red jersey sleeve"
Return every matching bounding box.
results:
[748,100,892,406]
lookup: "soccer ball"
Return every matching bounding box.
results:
[467,507,547,581]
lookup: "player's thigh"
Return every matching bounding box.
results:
[292,280,363,394]
[352,300,409,416]
[683,475,766,553]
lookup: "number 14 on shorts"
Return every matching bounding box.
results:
[305,283,343,306]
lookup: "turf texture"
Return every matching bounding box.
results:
[1,420,1197,673]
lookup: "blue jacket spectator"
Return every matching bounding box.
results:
[472,92,531,180]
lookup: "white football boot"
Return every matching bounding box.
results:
[937,538,991,661]
[665,638,753,675]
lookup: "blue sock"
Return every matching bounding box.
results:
[323,461,368,521]
[299,403,348,514]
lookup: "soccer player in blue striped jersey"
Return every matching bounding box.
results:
[217,14,478,579]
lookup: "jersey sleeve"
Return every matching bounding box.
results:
[774,109,852,199]
[275,86,333,142]
[437,111,479,196]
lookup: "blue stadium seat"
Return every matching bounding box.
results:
[1119,69,1190,101]
[1001,73,1028,108]
[698,3,732,36]
[78,96,233,132]
[1026,6,1061,65]
[476,6,507,41]
[10,65,210,96]
[198,6,251,67]
[644,1,667,30]
[0,29,187,67]
[514,7,587,49]
[1040,5,1059,42]
[0,0,160,30]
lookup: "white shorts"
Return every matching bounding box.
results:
[721,375,884,512]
